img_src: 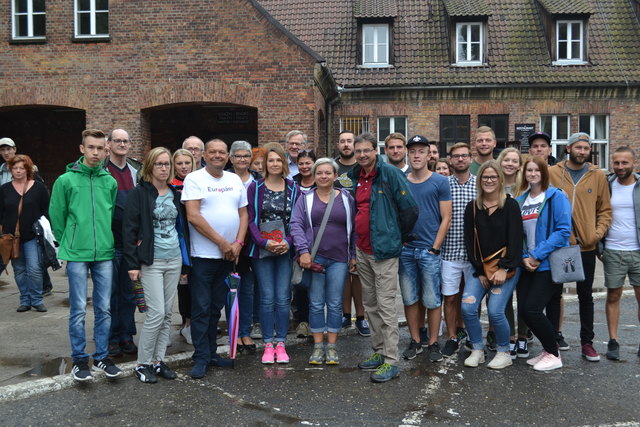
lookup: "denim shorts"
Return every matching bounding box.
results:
[398,247,442,308]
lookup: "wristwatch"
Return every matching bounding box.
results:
[430,247,441,255]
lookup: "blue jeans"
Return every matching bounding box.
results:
[309,255,348,334]
[67,260,113,361]
[461,269,519,353]
[12,238,44,307]
[252,253,292,343]
[190,257,233,364]
[398,247,442,309]
[237,256,256,338]
[109,249,137,344]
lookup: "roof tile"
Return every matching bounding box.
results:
[353,0,398,18]
[443,0,491,17]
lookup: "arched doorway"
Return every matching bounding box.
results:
[142,103,258,152]
[0,105,86,186]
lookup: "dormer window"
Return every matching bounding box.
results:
[456,22,483,65]
[555,20,585,64]
[362,23,389,67]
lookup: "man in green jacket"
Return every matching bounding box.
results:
[348,132,418,383]
[50,129,122,382]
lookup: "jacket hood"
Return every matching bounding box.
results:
[66,157,111,176]
[555,159,600,173]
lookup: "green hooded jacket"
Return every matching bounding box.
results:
[49,157,117,262]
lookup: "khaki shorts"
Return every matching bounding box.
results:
[602,249,640,289]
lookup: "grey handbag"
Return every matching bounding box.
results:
[291,189,336,285]
[545,195,585,283]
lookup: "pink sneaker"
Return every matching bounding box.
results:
[533,352,563,371]
[275,342,289,364]
[262,343,275,364]
[526,351,549,366]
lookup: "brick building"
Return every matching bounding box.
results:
[1,0,639,182]
[0,0,336,183]
[262,0,640,169]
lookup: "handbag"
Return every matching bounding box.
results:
[473,203,516,283]
[545,195,585,283]
[0,182,27,266]
[291,189,336,285]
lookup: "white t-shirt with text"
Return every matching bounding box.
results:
[181,169,248,259]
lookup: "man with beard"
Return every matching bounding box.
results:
[601,147,640,360]
[428,143,440,171]
[385,133,410,174]
[334,131,370,336]
[469,126,496,175]
[549,132,611,362]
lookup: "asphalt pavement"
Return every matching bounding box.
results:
[0,261,639,426]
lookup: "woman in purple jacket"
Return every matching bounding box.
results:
[246,143,299,364]
[290,158,356,365]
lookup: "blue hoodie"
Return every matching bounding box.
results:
[516,186,571,272]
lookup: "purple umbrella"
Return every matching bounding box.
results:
[226,272,241,364]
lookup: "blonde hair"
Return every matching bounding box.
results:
[475,160,506,210]
[496,147,524,198]
[262,142,289,179]
[172,148,196,176]
[142,147,173,184]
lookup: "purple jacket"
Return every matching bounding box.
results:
[290,188,356,262]
[245,177,300,259]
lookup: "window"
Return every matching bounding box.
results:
[12,0,46,40]
[362,24,389,67]
[456,22,483,65]
[478,115,508,149]
[555,20,584,64]
[378,117,407,154]
[579,114,609,169]
[340,116,369,137]
[75,0,109,38]
[540,115,570,162]
[440,115,470,154]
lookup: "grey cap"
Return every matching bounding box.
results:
[568,132,591,145]
[0,137,15,148]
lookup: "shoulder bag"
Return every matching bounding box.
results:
[259,184,289,259]
[291,189,336,285]
[545,194,585,283]
[0,182,27,266]
[473,202,516,283]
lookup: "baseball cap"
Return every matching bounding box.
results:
[406,135,430,148]
[568,132,591,145]
[0,137,16,148]
[527,131,551,145]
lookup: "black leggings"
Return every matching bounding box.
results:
[518,269,560,356]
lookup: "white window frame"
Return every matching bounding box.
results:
[554,20,585,65]
[540,114,570,161]
[12,0,46,40]
[74,0,109,38]
[579,114,609,170]
[362,24,389,67]
[455,22,483,65]
[377,117,408,155]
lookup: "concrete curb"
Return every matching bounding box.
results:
[0,328,361,403]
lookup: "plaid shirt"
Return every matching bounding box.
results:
[442,174,477,261]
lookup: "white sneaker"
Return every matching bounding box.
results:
[527,351,549,366]
[181,325,193,345]
[487,351,513,369]
[533,352,563,371]
[464,349,485,367]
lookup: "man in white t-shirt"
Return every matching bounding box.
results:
[182,138,248,378]
[601,147,640,361]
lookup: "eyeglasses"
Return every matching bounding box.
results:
[186,147,202,153]
[354,149,375,155]
[153,162,171,169]
[450,154,470,159]
[480,175,499,182]
[233,154,251,160]
[112,139,130,145]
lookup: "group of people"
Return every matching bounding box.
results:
[1,122,638,385]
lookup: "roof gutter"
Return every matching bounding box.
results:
[339,82,639,92]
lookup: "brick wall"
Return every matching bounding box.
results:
[0,0,326,168]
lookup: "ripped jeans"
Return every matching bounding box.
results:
[461,269,519,353]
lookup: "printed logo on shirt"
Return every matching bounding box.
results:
[521,202,542,221]
[207,186,234,193]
